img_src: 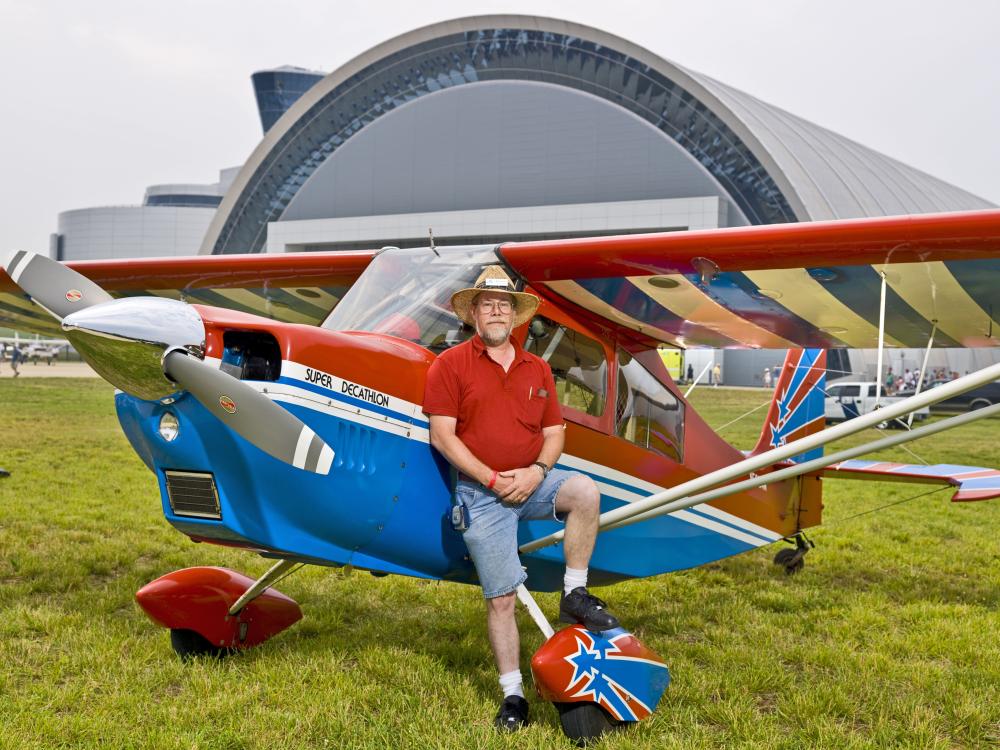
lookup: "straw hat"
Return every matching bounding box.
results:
[450,265,539,328]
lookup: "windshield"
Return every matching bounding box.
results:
[322,244,501,351]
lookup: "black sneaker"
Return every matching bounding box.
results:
[494,695,529,732]
[559,587,621,632]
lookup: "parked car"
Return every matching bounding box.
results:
[895,378,1000,413]
[825,381,929,427]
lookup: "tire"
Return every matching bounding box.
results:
[969,399,991,411]
[169,629,230,660]
[555,702,621,745]
[773,547,797,566]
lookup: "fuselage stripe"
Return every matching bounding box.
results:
[254,370,782,546]
[278,375,429,427]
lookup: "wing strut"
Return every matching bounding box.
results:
[907,321,938,428]
[683,360,713,399]
[601,401,1000,532]
[519,362,1000,554]
[874,270,888,408]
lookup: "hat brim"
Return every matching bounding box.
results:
[450,288,540,328]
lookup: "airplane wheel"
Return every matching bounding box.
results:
[169,629,230,660]
[773,547,796,566]
[555,702,622,745]
[773,547,805,574]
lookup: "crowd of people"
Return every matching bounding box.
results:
[882,367,960,395]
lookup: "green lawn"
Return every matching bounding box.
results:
[1,379,998,749]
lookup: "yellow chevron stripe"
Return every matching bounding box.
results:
[282,286,341,316]
[209,288,317,325]
[0,293,62,335]
[742,269,904,348]
[545,281,681,345]
[880,261,1000,346]
[544,280,741,348]
[631,275,798,348]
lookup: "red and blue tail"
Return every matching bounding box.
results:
[752,349,827,463]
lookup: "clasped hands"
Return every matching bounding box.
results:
[493,464,545,504]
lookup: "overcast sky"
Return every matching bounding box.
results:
[2,0,998,253]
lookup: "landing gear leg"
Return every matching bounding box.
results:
[773,532,814,574]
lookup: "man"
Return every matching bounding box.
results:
[10,345,22,378]
[423,266,619,732]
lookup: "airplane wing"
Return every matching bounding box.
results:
[0,251,376,336]
[6,209,999,347]
[500,209,1000,349]
[821,460,1000,502]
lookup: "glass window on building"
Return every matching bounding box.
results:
[616,349,684,461]
[525,317,607,417]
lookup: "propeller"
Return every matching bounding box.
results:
[4,251,334,475]
[5,250,112,319]
[163,351,334,474]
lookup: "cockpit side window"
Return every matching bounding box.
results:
[525,316,607,418]
[615,348,684,462]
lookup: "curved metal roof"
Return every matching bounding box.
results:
[201,15,992,254]
[689,72,993,220]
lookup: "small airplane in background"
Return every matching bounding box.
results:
[4,209,1000,742]
[0,334,69,364]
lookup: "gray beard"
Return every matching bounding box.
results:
[479,322,512,347]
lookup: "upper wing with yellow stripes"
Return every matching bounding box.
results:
[500,210,1000,349]
[0,251,376,336]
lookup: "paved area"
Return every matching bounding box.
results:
[0,361,98,378]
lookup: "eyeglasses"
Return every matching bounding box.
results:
[477,300,513,314]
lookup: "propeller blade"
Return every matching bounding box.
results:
[4,251,113,320]
[163,351,335,475]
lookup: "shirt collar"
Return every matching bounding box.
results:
[471,334,530,362]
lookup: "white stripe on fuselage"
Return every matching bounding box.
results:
[206,358,778,547]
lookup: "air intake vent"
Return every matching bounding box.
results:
[165,471,221,519]
[334,421,377,475]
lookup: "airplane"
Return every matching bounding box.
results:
[3,208,1000,742]
[0,333,69,364]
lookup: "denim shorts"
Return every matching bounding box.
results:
[455,468,574,598]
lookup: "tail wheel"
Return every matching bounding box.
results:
[169,629,231,661]
[555,702,622,745]
[773,533,814,574]
[773,547,806,574]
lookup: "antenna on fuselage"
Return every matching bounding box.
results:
[429,227,439,257]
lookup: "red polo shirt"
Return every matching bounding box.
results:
[423,334,563,471]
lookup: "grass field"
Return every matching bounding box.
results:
[1,379,999,749]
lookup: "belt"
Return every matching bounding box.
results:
[457,472,479,484]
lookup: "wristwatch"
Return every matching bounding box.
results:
[532,461,550,478]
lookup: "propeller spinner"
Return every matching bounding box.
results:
[3,251,334,475]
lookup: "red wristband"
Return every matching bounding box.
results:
[486,470,498,489]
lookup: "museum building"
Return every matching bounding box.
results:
[200,15,992,259]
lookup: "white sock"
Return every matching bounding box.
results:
[499,669,524,699]
[564,567,588,595]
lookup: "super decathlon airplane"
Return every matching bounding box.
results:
[4,209,1000,742]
